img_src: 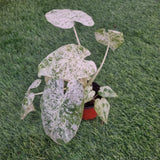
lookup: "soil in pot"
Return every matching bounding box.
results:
[82,82,102,120]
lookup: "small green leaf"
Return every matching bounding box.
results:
[21,93,35,120]
[27,79,42,92]
[21,79,42,120]
[45,9,94,29]
[41,78,84,144]
[83,86,95,103]
[98,86,117,98]
[95,28,124,51]
[38,44,97,81]
[95,98,110,124]
[95,28,109,45]
[108,30,124,51]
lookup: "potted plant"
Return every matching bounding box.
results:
[21,9,124,144]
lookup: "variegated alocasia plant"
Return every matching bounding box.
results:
[21,9,124,144]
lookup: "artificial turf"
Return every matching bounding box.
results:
[0,0,160,159]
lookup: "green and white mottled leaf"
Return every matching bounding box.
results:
[108,30,124,51]
[21,93,35,120]
[45,9,94,29]
[95,28,124,51]
[95,28,109,46]
[98,86,117,98]
[21,79,42,120]
[83,86,95,103]
[40,78,84,144]
[27,79,42,92]
[95,98,110,124]
[38,44,97,81]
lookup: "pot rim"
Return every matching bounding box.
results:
[84,105,94,109]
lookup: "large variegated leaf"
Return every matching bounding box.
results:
[95,29,124,51]
[40,78,84,144]
[94,98,110,124]
[27,79,41,92]
[45,9,94,29]
[21,93,35,120]
[98,86,117,98]
[83,86,95,103]
[38,44,97,81]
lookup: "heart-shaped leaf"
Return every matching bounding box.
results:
[83,86,95,103]
[38,44,97,81]
[95,29,124,51]
[21,93,35,120]
[45,9,94,29]
[98,86,117,98]
[40,78,84,144]
[94,98,110,124]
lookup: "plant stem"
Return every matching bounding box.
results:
[73,26,81,46]
[34,92,43,96]
[88,43,110,86]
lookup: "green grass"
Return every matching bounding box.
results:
[0,0,160,159]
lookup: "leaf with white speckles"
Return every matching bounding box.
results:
[98,86,117,98]
[21,93,35,120]
[40,78,84,144]
[95,98,110,124]
[72,10,94,27]
[21,79,42,120]
[95,29,124,51]
[27,79,42,92]
[83,86,95,103]
[45,9,94,29]
[38,44,97,81]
